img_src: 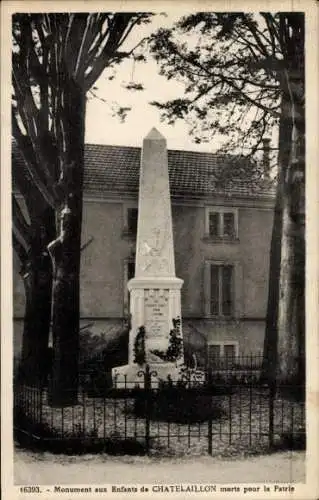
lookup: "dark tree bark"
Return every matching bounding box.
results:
[276,149,305,385]
[48,77,85,406]
[262,95,305,386]
[260,184,282,383]
[261,97,291,383]
[262,14,305,387]
[17,207,55,385]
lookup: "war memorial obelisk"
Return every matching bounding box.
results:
[112,128,184,386]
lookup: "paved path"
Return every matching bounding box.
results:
[14,449,305,485]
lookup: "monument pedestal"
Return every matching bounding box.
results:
[113,277,184,388]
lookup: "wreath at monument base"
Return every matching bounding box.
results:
[133,326,145,365]
[133,318,183,365]
[149,317,183,363]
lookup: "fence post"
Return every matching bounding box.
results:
[144,365,151,453]
[269,380,276,449]
[39,384,43,425]
[207,369,213,455]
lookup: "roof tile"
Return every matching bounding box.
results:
[12,142,275,199]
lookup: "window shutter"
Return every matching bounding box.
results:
[224,344,236,365]
[210,264,219,315]
[223,212,235,237]
[209,212,219,236]
[209,344,221,368]
[233,262,243,319]
[222,265,233,316]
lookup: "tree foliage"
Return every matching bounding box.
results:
[149,13,285,161]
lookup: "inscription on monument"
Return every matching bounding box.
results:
[144,290,169,339]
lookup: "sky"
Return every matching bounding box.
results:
[85,58,195,151]
[84,13,222,153]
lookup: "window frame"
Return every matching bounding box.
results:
[204,260,242,319]
[207,261,235,318]
[207,341,239,364]
[122,202,138,238]
[205,206,239,240]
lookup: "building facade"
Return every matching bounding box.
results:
[13,143,275,366]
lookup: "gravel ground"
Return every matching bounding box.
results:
[18,387,304,457]
[15,447,305,485]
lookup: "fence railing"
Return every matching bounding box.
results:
[77,354,265,389]
[14,364,305,456]
[13,354,268,387]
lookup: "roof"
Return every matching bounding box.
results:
[12,142,275,199]
[83,144,274,199]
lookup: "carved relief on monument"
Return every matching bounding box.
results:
[142,256,169,273]
[139,222,169,273]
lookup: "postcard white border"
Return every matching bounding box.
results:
[1,1,318,499]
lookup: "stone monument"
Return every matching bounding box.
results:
[112,128,184,387]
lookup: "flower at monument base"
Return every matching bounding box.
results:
[133,326,145,365]
[149,317,183,363]
[177,364,206,388]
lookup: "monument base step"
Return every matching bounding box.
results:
[112,363,183,389]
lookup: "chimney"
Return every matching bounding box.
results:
[262,138,271,178]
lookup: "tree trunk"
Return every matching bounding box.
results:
[276,14,305,387]
[260,183,282,383]
[48,78,86,406]
[261,97,292,383]
[19,260,52,386]
[277,140,305,384]
[276,187,299,383]
[262,64,305,386]
[18,207,55,386]
[262,176,305,386]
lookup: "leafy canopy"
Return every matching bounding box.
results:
[148,13,301,169]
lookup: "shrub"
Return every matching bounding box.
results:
[79,321,130,396]
[133,386,224,423]
[273,427,306,451]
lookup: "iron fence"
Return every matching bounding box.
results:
[14,364,305,456]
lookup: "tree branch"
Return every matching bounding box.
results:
[83,14,138,91]
[12,194,31,245]
[12,111,57,208]
[12,230,29,265]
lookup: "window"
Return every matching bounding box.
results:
[122,205,138,238]
[127,261,135,281]
[127,208,138,235]
[208,342,239,368]
[123,259,135,314]
[205,207,238,239]
[209,344,221,367]
[223,212,235,237]
[210,264,234,317]
[204,260,242,319]
[209,212,219,237]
